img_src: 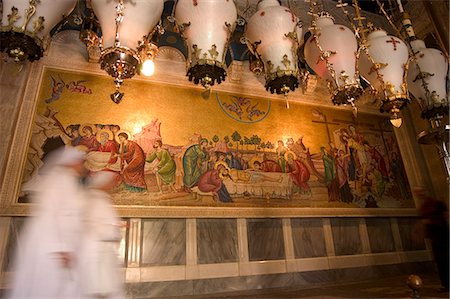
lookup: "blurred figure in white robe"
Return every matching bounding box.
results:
[81,170,125,299]
[7,146,87,299]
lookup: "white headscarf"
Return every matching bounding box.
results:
[52,146,85,165]
[22,146,86,192]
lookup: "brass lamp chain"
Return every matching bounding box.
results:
[308,1,338,88]
[336,0,358,39]
[372,0,405,40]
[335,0,365,92]
[340,0,388,101]
[114,0,125,48]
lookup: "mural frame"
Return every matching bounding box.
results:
[0,62,420,218]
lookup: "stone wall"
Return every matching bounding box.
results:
[1,216,432,297]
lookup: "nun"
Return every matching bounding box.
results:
[80,170,125,299]
[7,146,87,299]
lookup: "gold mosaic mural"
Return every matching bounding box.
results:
[20,68,415,209]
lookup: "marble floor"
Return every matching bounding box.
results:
[172,272,448,299]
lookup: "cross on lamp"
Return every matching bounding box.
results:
[386,37,400,51]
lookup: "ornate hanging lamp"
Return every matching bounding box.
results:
[244,0,303,96]
[373,0,450,177]
[407,40,449,122]
[91,0,164,103]
[174,0,237,90]
[410,38,450,177]
[303,3,362,108]
[358,24,410,128]
[1,0,77,62]
[401,11,449,177]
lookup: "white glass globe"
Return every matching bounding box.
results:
[141,59,155,76]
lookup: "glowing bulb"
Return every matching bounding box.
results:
[141,59,155,76]
[390,117,403,128]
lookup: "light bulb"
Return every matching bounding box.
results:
[390,117,403,128]
[141,59,155,76]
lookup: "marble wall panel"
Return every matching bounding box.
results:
[366,218,396,253]
[193,276,247,295]
[247,219,285,261]
[330,218,362,256]
[291,218,327,258]
[3,217,26,271]
[294,266,377,286]
[197,219,238,264]
[397,218,426,251]
[373,262,434,278]
[294,269,337,286]
[245,273,295,290]
[122,262,436,298]
[118,219,128,265]
[141,219,186,266]
[125,280,193,298]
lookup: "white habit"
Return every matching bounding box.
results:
[7,166,85,299]
[80,187,125,299]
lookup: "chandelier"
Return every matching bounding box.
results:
[320,0,412,127]
[401,13,450,178]
[90,0,164,103]
[244,0,303,97]
[1,0,76,62]
[304,7,363,108]
[367,0,449,176]
[174,0,237,90]
[408,39,449,122]
[358,25,410,128]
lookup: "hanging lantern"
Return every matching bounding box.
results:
[359,28,409,127]
[0,0,77,62]
[304,12,362,106]
[244,0,303,95]
[407,39,449,121]
[91,0,164,103]
[174,0,237,89]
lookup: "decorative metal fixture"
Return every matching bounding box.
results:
[90,0,164,103]
[360,28,409,128]
[0,0,76,62]
[248,53,264,76]
[401,13,449,178]
[407,40,448,121]
[335,0,411,127]
[174,0,237,90]
[406,275,423,299]
[244,0,303,97]
[304,3,362,109]
[354,3,409,128]
[79,7,102,62]
[374,0,449,176]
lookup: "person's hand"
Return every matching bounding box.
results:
[55,252,74,268]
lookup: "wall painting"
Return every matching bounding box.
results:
[19,68,414,211]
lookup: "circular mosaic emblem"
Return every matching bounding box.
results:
[216,93,271,124]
